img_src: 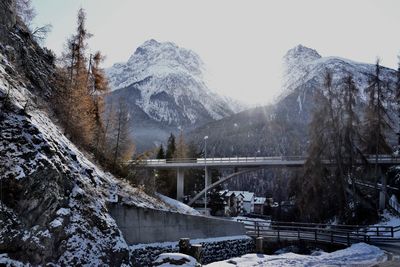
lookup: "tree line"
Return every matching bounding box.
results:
[51,8,134,176]
[291,59,398,223]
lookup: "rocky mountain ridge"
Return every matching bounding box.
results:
[106,39,244,151]
[282,44,397,101]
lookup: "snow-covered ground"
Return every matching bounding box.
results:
[0,47,207,265]
[156,193,201,216]
[205,243,387,267]
[0,254,25,267]
[230,216,271,229]
[370,210,400,238]
[231,216,271,223]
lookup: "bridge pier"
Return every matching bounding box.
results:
[206,169,212,189]
[379,175,387,211]
[177,168,184,201]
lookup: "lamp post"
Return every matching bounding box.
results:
[204,135,208,215]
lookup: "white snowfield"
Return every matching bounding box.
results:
[206,243,387,267]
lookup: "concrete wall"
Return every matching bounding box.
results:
[109,204,246,244]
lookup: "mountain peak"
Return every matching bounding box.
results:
[282,45,322,92]
[143,38,160,46]
[284,44,321,66]
[106,40,245,151]
[124,39,203,78]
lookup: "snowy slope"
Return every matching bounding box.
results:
[206,243,387,267]
[157,193,200,216]
[0,47,202,266]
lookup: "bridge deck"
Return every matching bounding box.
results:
[134,156,400,169]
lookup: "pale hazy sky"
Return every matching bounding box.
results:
[32,0,400,105]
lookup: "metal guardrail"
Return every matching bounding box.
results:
[238,219,400,246]
[138,156,306,165]
[133,154,400,166]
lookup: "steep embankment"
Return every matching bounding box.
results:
[0,2,196,265]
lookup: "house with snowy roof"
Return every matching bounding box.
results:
[253,197,267,215]
[219,190,244,216]
[229,191,255,214]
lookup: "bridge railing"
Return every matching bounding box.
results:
[132,154,400,166]
[239,219,372,246]
[238,219,400,244]
[135,156,308,165]
[270,221,398,237]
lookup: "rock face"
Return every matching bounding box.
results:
[0,11,198,266]
[0,39,128,266]
[106,39,244,151]
[0,0,16,29]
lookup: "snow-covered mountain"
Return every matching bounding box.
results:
[190,45,398,157]
[106,40,244,151]
[282,44,397,103]
[187,45,398,195]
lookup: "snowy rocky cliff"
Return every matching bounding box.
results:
[106,39,244,151]
[0,8,198,266]
[282,44,397,101]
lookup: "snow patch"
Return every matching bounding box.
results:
[49,218,63,228]
[206,243,386,266]
[153,253,200,267]
[157,193,201,216]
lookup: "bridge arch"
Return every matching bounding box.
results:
[187,167,263,206]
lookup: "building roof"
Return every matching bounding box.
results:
[219,190,251,201]
[254,197,266,205]
[231,191,254,202]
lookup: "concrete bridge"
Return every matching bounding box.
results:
[134,155,400,204]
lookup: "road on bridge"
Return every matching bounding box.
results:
[135,155,400,169]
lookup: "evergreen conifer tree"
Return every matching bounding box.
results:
[156,144,165,159]
[166,133,176,159]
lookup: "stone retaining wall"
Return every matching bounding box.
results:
[129,236,254,266]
